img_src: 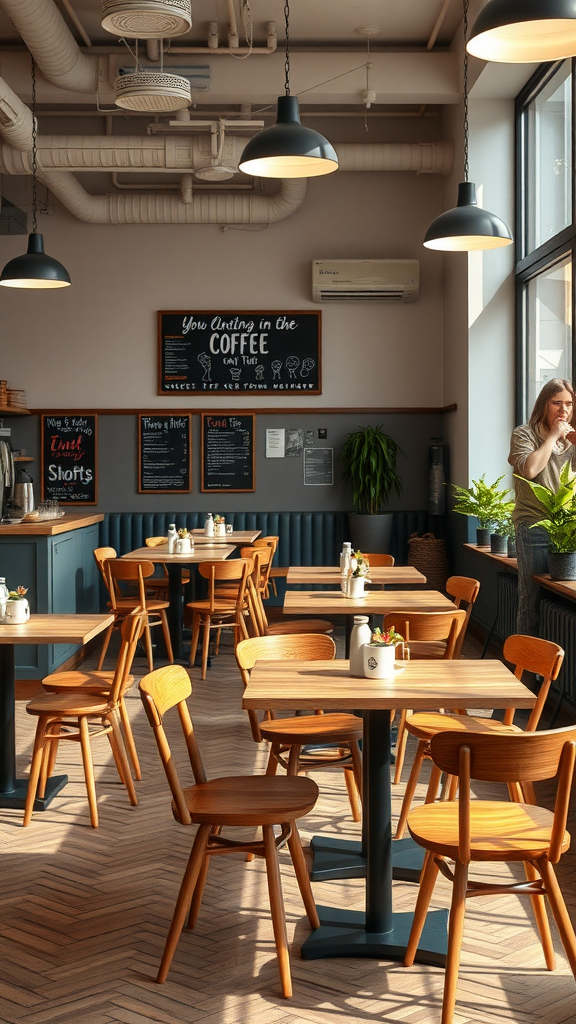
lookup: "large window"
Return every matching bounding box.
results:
[516,62,574,423]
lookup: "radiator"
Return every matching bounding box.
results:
[493,571,519,641]
[539,597,576,708]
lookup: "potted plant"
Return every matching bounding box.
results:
[499,512,517,558]
[489,499,515,555]
[340,425,402,553]
[341,551,371,598]
[516,463,576,580]
[362,625,404,679]
[4,585,30,623]
[452,474,512,545]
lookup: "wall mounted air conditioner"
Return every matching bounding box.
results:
[311,259,419,303]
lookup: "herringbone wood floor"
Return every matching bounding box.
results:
[2,630,575,1024]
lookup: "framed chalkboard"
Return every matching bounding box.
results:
[201,413,255,492]
[138,414,191,493]
[41,414,98,505]
[158,310,321,395]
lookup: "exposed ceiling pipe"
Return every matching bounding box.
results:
[228,0,239,50]
[0,76,34,150]
[59,0,92,49]
[0,0,99,93]
[427,0,452,51]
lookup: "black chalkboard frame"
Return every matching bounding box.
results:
[157,310,322,396]
[201,412,256,493]
[138,413,192,494]
[41,413,98,505]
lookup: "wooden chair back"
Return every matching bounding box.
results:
[502,634,564,730]
[253,535,279,557]
[139,664,207,825]
[364,552,395,567]
[382,609,467,658]
[429,725,576,863]
[106,558,155,610]
[240,544,273,596]
[198,557,251,614]
[445,576,480,657]
[93,546,117,593]
[108,609,147,704]
[236,632,336,684]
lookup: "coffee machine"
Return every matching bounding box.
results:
[0,440,15,519]
[14,465,34,516]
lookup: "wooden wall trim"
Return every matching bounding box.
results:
[29,404,458,416]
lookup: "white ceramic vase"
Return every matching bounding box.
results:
[214,522,226,537]
[175,537,192,554]
[362,643,396,679]
[342,575,365,599]
[4,598,30,623]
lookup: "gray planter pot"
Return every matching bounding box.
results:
[548,550,576,581]
[476,527,490,546]
[507,536,517,558]
[490,533,507,555]
[348,513,393,554]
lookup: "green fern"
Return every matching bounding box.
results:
[340,425,402,515]
[452,474,513,530]
[516,462,576,552]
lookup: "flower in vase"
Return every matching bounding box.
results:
[8,585,28,600]
[351,550,370,577]
[369,626,403,647]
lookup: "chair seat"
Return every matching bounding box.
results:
[265,618,334,635]
[260,713,363,746]
[186,598,239,615]
[408,799,568,861]
[26,692,112,716]
[107,597,169,612]
[180,773,318,826]
[42,670,134,694]
[406,711,522,742]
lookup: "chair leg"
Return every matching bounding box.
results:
[23,716,50,826]
[189,612,201,667]
[393,710,410,784]
[78,715,99,828]
[144,623,154,672]
[425,763,443,804]
[262,823,292,998]
[45,724,61,780]
[441,859,468,1024]
[523,861,555,970]
[201,618,211,680]
[287,744,301,775]
[97,623,114,670]
[119,697,142,780]
[159,609,174,664]
[538,858,576,976]
[395,739,427,839]
[404,850,440,965]
[187,832,218,929]
[266,744,281,775]
[287,821,320,929]
[157,823,211,984]
[350,739,363,800]
[343,767,361,822]
[109,710,138,806]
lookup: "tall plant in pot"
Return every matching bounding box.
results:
[516,463,576,580]
[340,425,402,553]
[452,474,512,545]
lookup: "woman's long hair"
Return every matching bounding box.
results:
[529,378,576,438]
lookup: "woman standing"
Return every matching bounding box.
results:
[509,378,576,635]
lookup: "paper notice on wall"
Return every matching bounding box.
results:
[285,428,303,457]
[266,428,285,458]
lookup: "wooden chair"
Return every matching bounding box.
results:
[394,634,564,839]
[385,609,468,786]
[253,536,279,597]
[40,608,146,781]
[138,664,320,997]
[404,726,576,1024]
[23,611,145,828]
[105,558,174,672]
[247,570,334,639]
[145,535,191,596]
[186,558,252,679]
[236,634,363,821]
[362,552,395,589]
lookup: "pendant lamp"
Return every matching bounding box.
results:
[467,0,576,63]
[423,0,513,252]
[239,2,338,179]
[0,59,71,289]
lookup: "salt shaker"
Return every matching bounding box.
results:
[0,576,9,620]
[349,614,372,676]
[204,512,214,537]
[340,541,352,575]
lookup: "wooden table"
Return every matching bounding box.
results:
[0,613,114,811]
[243,658,536,964]
[121,544,236,659]
[190,529,261,545]
[286,566,426,585]
[284,589,457,654]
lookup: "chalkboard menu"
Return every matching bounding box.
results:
[158,310,321,395]
[138,414,191,493]
[41,414,97,505]
[201,413,255,492]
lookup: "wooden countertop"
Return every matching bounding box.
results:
[0,512,104,536]
[463,542,518,572]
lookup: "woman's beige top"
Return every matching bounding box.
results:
[508,424,576,526]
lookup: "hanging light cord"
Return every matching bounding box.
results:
[31,56,37,233]
[463,0,469,183]
[284,1,290,95]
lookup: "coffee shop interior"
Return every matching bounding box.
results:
[1,1,576,1022]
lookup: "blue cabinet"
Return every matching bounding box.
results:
[0,521,101,678]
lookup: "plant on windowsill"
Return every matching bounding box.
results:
[499,513,517,558]
[488,500,516,556]
[340,424,403,553]
[452,474,513,546]
[515,463,576,580]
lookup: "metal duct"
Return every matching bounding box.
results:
[0,0,98,93]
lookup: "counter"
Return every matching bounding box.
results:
[0,512,103,536]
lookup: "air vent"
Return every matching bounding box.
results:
[102,0,192,38]
[114,71,191,112]
[312,259,419,303]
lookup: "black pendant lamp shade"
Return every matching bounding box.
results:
[424,182,513,251]
[468,0,576,63]
[239,95,338,178]
[0,233,71,288]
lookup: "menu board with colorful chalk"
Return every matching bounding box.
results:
[138,414,191,493]
[41,414,97,505]
[201,413,255,492]
[158,310,321,395]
